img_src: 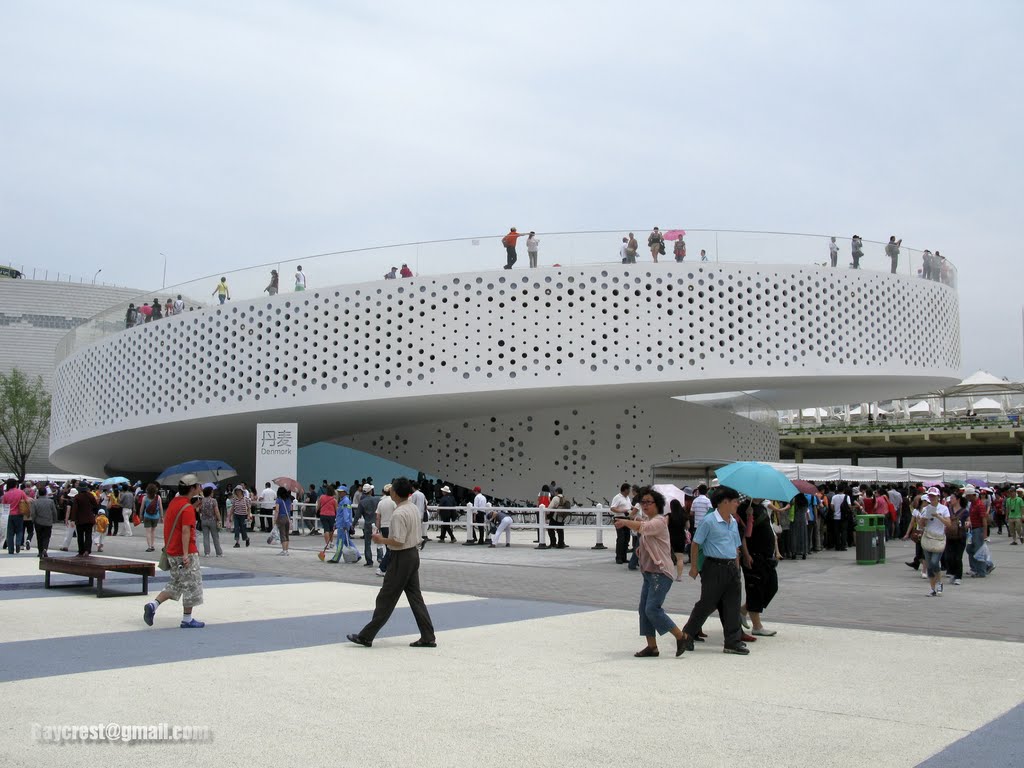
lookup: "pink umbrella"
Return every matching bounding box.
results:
[662,229,686,240]
[273,476,303,494]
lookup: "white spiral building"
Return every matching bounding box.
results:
[49,246,961,499]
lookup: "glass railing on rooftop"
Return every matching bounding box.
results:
[53,229,958,362]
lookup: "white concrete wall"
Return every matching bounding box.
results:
[0,279,143,474]
[47,263,961,483]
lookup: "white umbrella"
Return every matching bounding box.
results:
[652,484,687,512]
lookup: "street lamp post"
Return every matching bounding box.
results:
[92,268,102,285]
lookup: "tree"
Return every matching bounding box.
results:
[0,368,51,482]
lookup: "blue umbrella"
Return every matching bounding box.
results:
[714,462,799,502]
[100,476,130,486]
[156,460,237,486]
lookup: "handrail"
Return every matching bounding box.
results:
[53,228,958,363]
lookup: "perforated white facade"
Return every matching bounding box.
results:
[49,263,961,496]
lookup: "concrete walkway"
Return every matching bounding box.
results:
[2,523,1021,767]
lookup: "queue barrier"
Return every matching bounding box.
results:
[229,502,617,550]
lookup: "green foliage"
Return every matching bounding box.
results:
[0,368,51,481]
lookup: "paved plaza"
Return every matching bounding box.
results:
[2,524,1022,767]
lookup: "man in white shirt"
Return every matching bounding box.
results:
[830,487,850,551]
[374,483,397,576]
[172,294,185,315]
[690,485,712,530]
[257,482,276,533]
[610,483,633,563]
[410,482,428,551]
[294,265,306,291]
[471,486,488,544]
[347,477,436,649]
[828,237,839,267]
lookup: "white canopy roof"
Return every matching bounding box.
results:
[972,397,1004,412]
[908,400,932,413]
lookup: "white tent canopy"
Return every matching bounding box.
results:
[761,462,1023,486]
[971,397,1004,412]
[907,400,932,413]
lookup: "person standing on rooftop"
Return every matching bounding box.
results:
[294,265,306,291]
[384,266,398,280]
[851,235,864,269]
[648,227,664,263]
[264,269,279,296]
[673,234,686,263]
[212,277,230,304]
[502,227,523,270]
[829,237,839,267]
[526,231,540,268]
[885,236,902,274]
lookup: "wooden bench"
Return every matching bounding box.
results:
[39,555,156,598]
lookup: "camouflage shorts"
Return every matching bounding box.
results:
[164,554,204,608]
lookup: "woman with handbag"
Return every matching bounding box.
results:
[919,488,954,597]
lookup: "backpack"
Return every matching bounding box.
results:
[559,496,572,510]
[502,234,514,247]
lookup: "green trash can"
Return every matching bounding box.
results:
[855,514,879,565]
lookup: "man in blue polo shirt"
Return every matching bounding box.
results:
[678,485,748,655]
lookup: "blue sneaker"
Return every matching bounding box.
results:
[180,617,205,629]
[143,602,156,626]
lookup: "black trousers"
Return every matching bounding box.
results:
[944,538,965,579]
[683,559,743,647]
[615,523,630,562]
[742,557,778,614]
[35,524,52,556]
[76,523,93,555]
[358,548,435,642]
[546,512,558,547]
[438,511,456,541]
[834,519,847,551]
[473,511,487,542]
[504,245,517,269]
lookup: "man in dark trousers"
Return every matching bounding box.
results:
[347,477,436,648]
[678,485,748,655]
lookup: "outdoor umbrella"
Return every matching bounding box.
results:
[792,479,818,495]
[714,461,799,502]
[652,484,687,511]
[965,477,986,488]
[156,460,237,486]
[273,476,304,494]
[100,476,129,486]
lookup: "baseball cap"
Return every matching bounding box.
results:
[362,484,373,493]
[925,487,941,497]
[337,484,347,492]
[473,486,481,493]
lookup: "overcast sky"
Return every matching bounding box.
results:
[2,1,1021,379]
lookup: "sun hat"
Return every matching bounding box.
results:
[179,473,200,486]
[925,487,941,497]
[362,484,373,492]
[962,484,978,496]
[383,483,392,493]
[440,485,451,493]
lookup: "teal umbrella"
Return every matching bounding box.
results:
[714,462,799,502]
[101,476,130,486]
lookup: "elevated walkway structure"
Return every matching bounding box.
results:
[48,231,961,498]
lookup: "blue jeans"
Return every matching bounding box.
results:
[638,572,677,636]
[233,514,250,543]
[966,534,986,577]
[924,549,943,578]
[6,514,24,553]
